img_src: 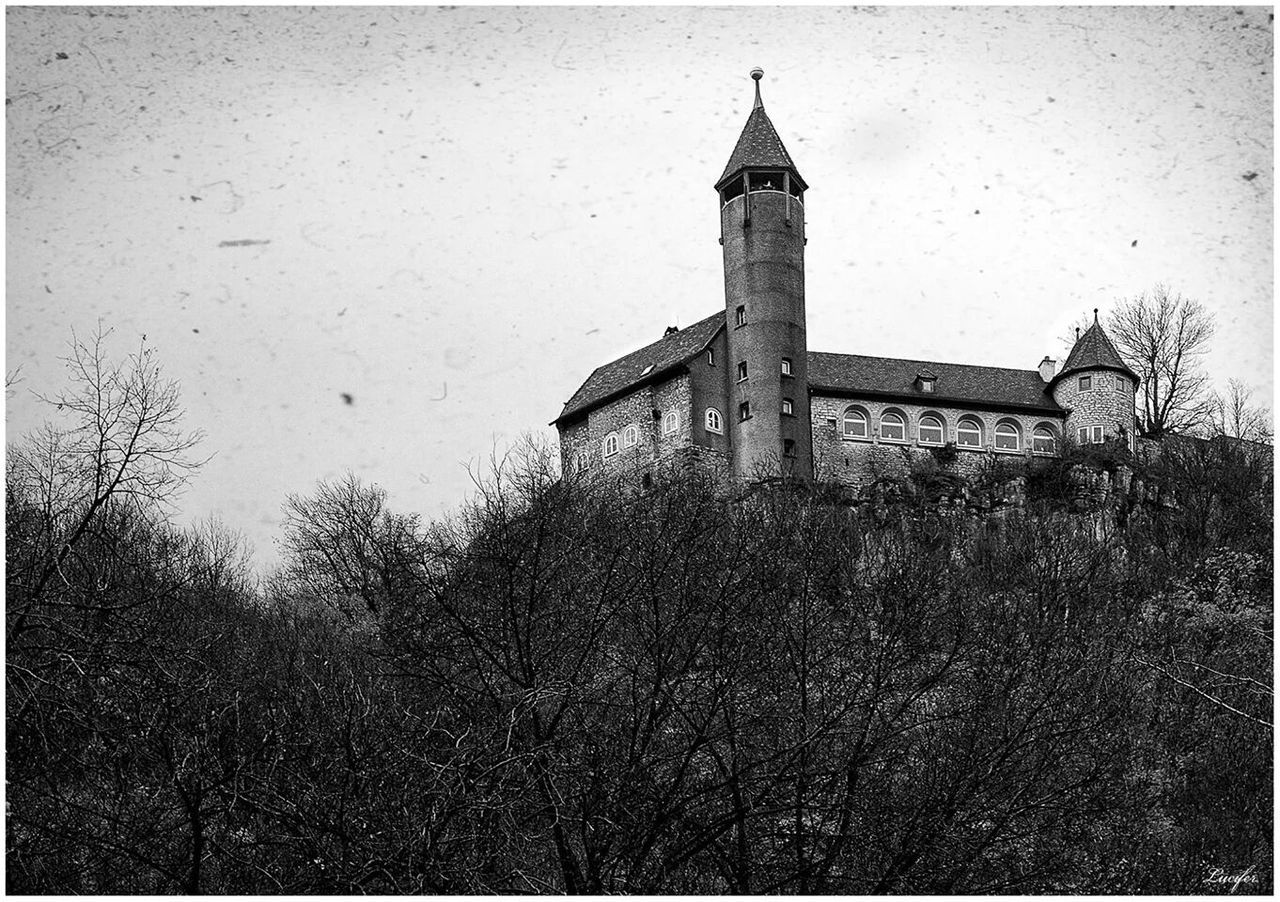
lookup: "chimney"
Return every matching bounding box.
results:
[1039,356,1057,382]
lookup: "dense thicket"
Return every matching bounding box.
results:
[7,424,1271,893]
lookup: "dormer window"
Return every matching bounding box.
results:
[639,364,654,377]
[916,371,937,393]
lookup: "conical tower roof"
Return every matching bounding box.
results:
[715,70,807,192]
[1052,314,1139,388]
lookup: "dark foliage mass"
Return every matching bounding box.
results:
[6,340,1274,894]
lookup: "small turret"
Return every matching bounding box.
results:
[1050,310,1139,447]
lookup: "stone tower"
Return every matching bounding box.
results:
[1049,311,1140,447]
[715,69,812,479]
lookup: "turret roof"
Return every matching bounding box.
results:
[716,73,806,191]
[1052,319,1138,388]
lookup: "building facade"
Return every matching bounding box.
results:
[553,71,1139,486]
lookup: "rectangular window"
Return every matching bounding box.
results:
[735,305,747,327]
[1092,425,1104,443]
[782,398,794,415]
[1115,377,1127,393]
[781,357,793,376]
[738,401,751,421]
[736,360,748,382]
[1078,425,1104,444]
[921,379,935,393]
[706,348,715,366]
[1079,375,1092,391]
[783,439,796,457]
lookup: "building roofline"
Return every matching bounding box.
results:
[809,384,1065,419]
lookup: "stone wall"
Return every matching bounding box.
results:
[557,373,695,477]
[1052,369,1136,443]
[810,394,1063,488]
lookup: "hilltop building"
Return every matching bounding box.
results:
[553,70,1139,486]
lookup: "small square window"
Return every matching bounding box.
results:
[782,398,794,415]
[921,379,935,393]
[1079,375,1092,391]
[736,360,748,381]
[735,305,747,327]
[738,401,751,421]
[781,357,793,376]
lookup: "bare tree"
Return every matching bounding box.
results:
[8,326,205,638]
[1206,379,1272,444]
[1107,285,1215,438]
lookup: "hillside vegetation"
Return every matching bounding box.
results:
[7,424,1272,892]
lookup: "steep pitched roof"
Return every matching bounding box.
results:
[1052,321,1138,387]
[716,105,806,190]
[808,351,1063,414]
[555,313,724,424]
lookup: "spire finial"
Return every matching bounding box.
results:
[1075,326,1080,341]
[750,67,764,110]
[1093,307,1099,324]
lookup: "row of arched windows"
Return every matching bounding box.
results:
[841,406,1058,454]
[601,411,683,459]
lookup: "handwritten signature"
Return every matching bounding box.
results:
[1204,865,1259,893]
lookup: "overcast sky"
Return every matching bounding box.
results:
[7,4,1272,569]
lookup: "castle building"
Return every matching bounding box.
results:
[553,71,1140,486]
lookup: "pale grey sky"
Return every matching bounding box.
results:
[7,5,1273,568]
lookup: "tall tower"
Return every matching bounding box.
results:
[716,69,811,480]
[1049,310,1140,448]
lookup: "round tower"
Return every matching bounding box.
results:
[716,69,811,480]
[1049,310,1140,450]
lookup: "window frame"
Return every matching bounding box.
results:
[782,398,794,416]
[918,413,945,446]
[994,420,1022,452]
[736,360,748,382]
[706,348,716,367]
[661,410,679,436]
[842,406,869,440]
[603,432,620,458]
[956,417,983,448]
[705,407,723,435]
[622,424,639,448]
[735,305,747,327]
[781,357,793,377]
[783,438,797,458]
[1032,424,1057,455]
[1078,374,1092,392]
[879,410,906,443]
[738,400,751,422]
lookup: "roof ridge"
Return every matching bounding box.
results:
[808,349,1041,376]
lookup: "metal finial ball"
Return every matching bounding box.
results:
[750,68,764,81]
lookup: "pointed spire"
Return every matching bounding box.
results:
[1053,315,1139,388]
[715,69,807,192]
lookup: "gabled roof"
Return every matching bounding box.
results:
[554,312,724,425]
[1052,321,1138,388]
[808,351,1063,415]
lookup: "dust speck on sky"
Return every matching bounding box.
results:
[6,5,1272,569]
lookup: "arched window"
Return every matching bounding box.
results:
[662,411,679,436]
[918,414,945,445]
[603,433,620,458]
[1032,424,1057,454]
[574,452,590,473]
[995,420,1021,452]
[622,424,639,448]
[842,406,869,439]
[957,417,983,448]
[705,408,723,435]
[880,410,906,442]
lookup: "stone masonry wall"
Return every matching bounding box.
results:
[1053,369,1137,444]
[810,394,1064,488]
[557,373,695,478]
